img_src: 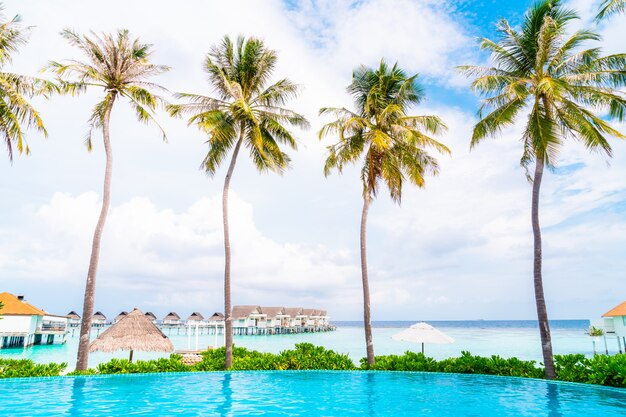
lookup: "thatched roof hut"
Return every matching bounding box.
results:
[92,311,107,321]
[67,311,80,319]
[163,312,180,321]
[231,305,261,319]
[207,312,224,321]
[90,308,174,361]
[114,311,128,323]
[283,307,303,318]
[145,312,157,322]
[187,312,205,322]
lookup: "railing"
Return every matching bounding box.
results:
[39,322,67,332]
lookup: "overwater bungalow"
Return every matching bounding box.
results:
[230,305,334,335]
[232,306,263,333]
[207,312,224,322]
[162,312,181,325]
[66,311,81,327]
[312,310,329,327]
[592,301,626,353]
[260,307,288,332]
[145,312,157,323]
[113,311,128,324]
[283,307,304,328]
[186,312,205,325]
[92,311,107,327]
[301,309,317,326]
[206,312,225,335]
[0,292,68,348]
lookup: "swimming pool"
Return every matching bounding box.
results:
[1,371,625,416]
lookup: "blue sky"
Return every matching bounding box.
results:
[0,0,625,321]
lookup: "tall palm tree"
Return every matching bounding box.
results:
[597,0,625,20]
[168,36,309,369]
[319,60,449,366]
[459,0,626,379]
[0,4,53,160]
[48,29,169,371]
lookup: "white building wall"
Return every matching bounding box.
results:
[0,315,38,334]
[614,316,626,337]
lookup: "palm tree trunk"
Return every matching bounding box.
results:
[76,93,116,371]
[531,155,555,379]
[223,131,244,369]
[361,190,375,366]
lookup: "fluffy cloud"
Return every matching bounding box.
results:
[1,192,365,318]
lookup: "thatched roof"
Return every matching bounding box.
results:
[260,306,285,319]
[163,312,180,321]
[232,305,261,319]
[93,311,107,320]
[90,308,174,353]
[207,312,224,321]
[318,310,327,317]
[145,312,157,320]
[283,307,303,318]
[187,312,204,321]
[114,311,128,322]
[67,311,80,319]
[301,308,317,316]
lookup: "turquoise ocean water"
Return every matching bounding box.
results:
[1,320,619,370]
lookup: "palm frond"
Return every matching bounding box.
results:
[319,59,448,202]
[173,35,308,175]
[596,0,626,20]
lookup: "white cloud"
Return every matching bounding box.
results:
[1,191,363,318]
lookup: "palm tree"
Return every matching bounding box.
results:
[0,4,53,160]
[459,0,626,379]
[319,60,449,366]
[48,29,169,371]
[168,35,309,369]
[597,0,625,20]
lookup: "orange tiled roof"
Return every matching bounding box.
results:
[602,301,626,317]
[0,292,46,316]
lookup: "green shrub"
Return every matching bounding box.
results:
[1,347,624,388]
[95,355,191,374]
[275,343,356,370]
[554,353,626,388]
[194,343,355,371]
[363,351,543,378]
[0,358,66,378]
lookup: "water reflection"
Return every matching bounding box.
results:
[546,383,562,417]
[68,377,87,417]
[217,373,233,417]
[366,372,377,417]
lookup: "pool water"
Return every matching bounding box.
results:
[1,371,625,416]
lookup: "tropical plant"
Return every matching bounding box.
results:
[596,0,626,20]
[47,29,169,371]
[587,326,605,337]
[168,35,309,369]
[318,60,449,366]
[0,4,54,161]
[0,358,66,378]
[459,0,626,379]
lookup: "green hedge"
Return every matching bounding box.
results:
[196,343,356,371]
[2,344,625,388]
[0,358,67,378]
